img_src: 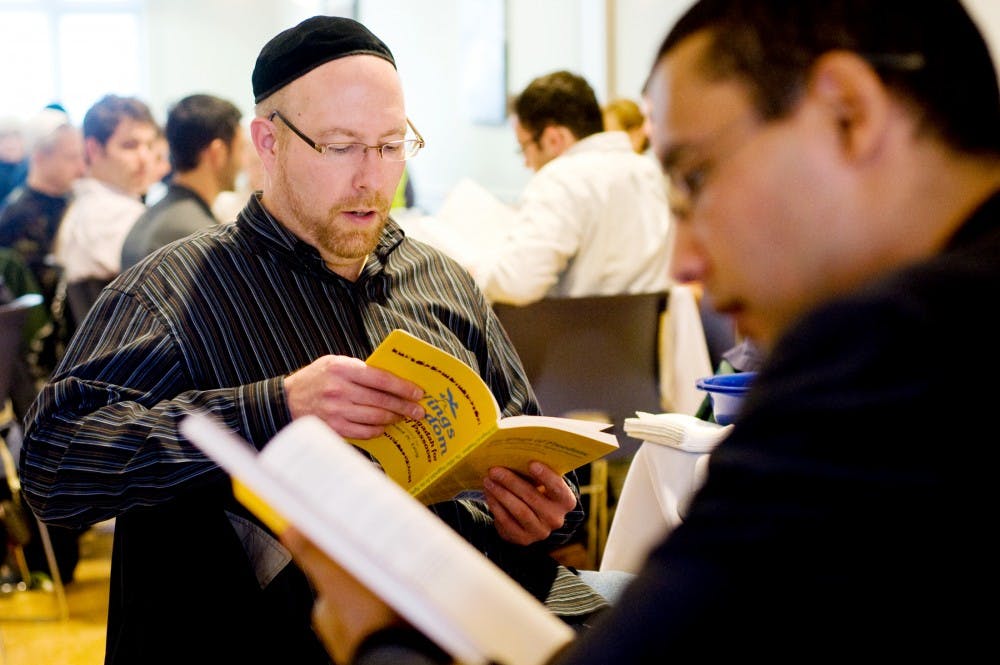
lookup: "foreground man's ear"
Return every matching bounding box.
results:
[808,51,893,163]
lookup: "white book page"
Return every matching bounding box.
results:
[396,178,514,269]
[181,413,574,665]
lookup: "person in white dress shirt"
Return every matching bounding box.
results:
[475,70,674,305]
[54,94,158,322]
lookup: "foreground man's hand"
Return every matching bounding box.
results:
[281,527,402,664]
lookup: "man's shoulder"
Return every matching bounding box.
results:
[546,135,658,176]
[776,230,1000,381]
[137,195,212,226]
[118,220,245,291]
[0,189,28,224]
[528,140,664,205]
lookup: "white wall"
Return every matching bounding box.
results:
[355,0,690,209]
[966,0,1000,69]
[144,0,323,121]
[139,0,1000,213]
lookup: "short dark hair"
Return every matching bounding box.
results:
[82,94,157,146]
[165,94,243,172]
[511,70,604,141]
[653,0,1000,156]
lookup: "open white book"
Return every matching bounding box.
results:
[395,177,514,270]
[180,412,575,665]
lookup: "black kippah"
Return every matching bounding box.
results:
[252,15,396,103]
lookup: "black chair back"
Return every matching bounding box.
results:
[493,291,668,460]
[0,293,43,408]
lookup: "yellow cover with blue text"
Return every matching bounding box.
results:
[347,329,619,505]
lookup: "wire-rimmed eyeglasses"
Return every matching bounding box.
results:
[269,110,425,162]
[663,112,761,220]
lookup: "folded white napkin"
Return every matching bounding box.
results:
[624,412,732,453]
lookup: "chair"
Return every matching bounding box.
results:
[65,276,110,326]
[493,291,669,567]
[0,292,69,621]
[493,291,669,458]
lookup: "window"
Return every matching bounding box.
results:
[0,0,144,124]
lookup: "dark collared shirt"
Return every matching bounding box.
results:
[20,193,597,664]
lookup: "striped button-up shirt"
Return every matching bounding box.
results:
[19,194,601,664]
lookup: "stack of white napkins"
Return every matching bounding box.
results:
[624,412,732,453]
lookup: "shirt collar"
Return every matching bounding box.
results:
[236,192,406,281]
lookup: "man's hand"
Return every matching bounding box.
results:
[283,354,424,439]
[281,527,402,665]
[482,461,576,545]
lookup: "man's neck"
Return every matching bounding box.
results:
[25,173,71,198]
[171,170,220,208]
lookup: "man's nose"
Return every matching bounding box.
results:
[669,226,707,284]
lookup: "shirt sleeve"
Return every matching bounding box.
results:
[18,288,289,527]
[478,171,585,305]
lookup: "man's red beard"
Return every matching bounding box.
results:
[277,166,391,260]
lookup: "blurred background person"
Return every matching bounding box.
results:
[0,107,85,377]
[141,129,172,205]
[53,94,158,324]
[0,117,28,202]
[121,93,244,271]
[474,70,673,305]
[602,97,650,154]
[211,119,265,224]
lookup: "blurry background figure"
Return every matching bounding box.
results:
[122,93,244,271]
[211,121,264,223]
[0,118,28,203]
[54,94,158,324]
[0,107,86,378]
[474,70,673,305]
[142,130,172,206]
[0,249,46,421]
[391,165,417,212]
[0,247,83,589]
[602,97,650,154]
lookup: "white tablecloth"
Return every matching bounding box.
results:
[600,414,730,574]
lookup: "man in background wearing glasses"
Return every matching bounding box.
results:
[19,16,605,665]
[475,70,674,306]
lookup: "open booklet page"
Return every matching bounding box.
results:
[347,329,619,505]
[393,177,514,270]
[180,413,575,665]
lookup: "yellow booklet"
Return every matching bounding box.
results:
[347,329,619,505]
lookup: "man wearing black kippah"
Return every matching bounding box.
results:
[20,15,606,665]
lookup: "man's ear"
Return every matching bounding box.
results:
[807,51,891,161]
[83,136,102,166]
[204,138,227,169]
[539,124,575,156]
[249,116,278,172]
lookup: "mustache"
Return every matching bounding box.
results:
[336,193,391,212]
